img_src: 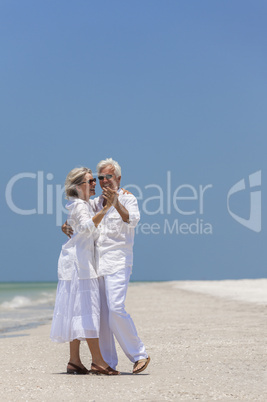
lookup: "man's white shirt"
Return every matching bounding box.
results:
[90,189,140,276]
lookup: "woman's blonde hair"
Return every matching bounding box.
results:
[65,167,92,199]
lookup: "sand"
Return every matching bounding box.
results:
[0,280,266,401]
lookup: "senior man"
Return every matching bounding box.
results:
[62,158,150,374]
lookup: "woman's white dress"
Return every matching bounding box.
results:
[50,198,99,343]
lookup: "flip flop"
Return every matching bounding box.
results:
[133,356,151,374]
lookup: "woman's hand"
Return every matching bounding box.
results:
[121,188,132,195]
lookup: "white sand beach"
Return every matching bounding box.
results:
[0,280,266,401]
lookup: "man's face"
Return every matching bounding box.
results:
[98,165,121,191]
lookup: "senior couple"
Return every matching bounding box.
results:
[50,158,150,375]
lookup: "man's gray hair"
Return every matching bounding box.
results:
[65,167,92,199]
[97,158,121,177]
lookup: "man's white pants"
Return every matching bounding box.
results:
[98,267,148,369]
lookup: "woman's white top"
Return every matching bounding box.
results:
[58,197,99,280]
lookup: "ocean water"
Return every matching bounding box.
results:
[0,282,57,336]
[0,281,143,336]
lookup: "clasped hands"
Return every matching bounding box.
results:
[102,187,118,208]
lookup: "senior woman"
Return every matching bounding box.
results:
[50,167,119,375]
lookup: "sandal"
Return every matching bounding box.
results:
[133,356,150,374]
[91,363,120,375]
[67,362,90,375]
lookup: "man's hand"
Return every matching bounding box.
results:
[62,221,74,238]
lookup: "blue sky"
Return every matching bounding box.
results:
[1,0,266,282]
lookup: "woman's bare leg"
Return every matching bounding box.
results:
[86,338,109,368]
[68,340,84,368]
[69,338,116,371]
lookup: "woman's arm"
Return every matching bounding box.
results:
[74,190,114,232]
[92,205,110,227]
[92,188,114,227]
[62,191,114,236]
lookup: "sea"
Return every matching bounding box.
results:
[0,281,145,337]
[0,282,57,336]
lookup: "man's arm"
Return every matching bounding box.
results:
[117,188,132,221]
[114,199,130,223]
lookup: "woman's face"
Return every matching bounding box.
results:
[77,173,96,201]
